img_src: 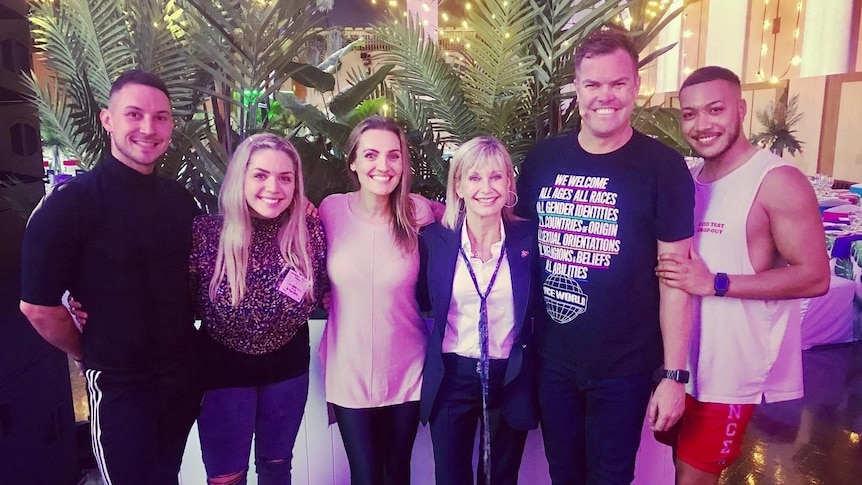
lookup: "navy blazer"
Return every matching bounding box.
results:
[418,219,539,431]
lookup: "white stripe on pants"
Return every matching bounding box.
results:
[85,369,113,485]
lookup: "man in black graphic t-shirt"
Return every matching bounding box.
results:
[516,28,694,484]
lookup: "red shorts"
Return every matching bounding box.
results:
[654,394,755,474]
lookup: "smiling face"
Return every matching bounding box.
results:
[575,48,640,149]
[243,148,296,219]
[456,160,510,221]
[350,128,404,198]
[99,83,174,174]
[679,79,747,163]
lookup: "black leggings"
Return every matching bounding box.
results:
[331,401,420,485]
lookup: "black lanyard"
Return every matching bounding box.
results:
[458,244,506,485]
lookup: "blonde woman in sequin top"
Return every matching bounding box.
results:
[190,133,327,485]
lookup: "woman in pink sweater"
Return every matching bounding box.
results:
[318,116,434,485]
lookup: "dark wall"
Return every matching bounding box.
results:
[0,1,79,483]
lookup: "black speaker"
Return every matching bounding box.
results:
[0,5,78,484]
[0,262,79,485]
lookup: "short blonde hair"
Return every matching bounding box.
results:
[441,136,518,230]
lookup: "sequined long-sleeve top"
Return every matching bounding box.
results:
[190,213,328,389]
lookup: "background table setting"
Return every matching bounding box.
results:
[802,177,862,349]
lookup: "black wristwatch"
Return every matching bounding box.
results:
[714,272,730,297]
[653,368,690,384]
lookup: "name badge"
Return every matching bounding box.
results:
[277,269,308,302]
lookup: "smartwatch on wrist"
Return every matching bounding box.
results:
[653,368,690,384]
[714,272,730,297]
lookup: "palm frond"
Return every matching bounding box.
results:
[750,92,804,156]
[66,0,134,103]
[21,73,96,166]
[393,89,449,188]
[529,0,628,141]
[129,0,205,118]
[632,105,693,156]
[459,0,536,139]
[374,15,479,143]
[178,0,326,137]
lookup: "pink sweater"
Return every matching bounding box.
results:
[318,193,434,408]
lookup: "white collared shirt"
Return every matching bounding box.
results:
[442,223,516,359]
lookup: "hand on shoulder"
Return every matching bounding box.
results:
[409,193,440,226]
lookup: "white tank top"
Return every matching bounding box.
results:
[688,150,803,404]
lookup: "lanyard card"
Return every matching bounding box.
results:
[277,268,309,302]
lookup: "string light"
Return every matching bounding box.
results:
[679,2,705,86]
[756,0,804,82]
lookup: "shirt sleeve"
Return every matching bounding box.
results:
[655,151,695,242]
[189,216,205,299]
[307,215,329,304]
[20,183,89,306]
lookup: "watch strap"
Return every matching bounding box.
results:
[653,368,690,384]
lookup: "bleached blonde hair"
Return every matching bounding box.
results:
[209,133,314,306]
[441,136,518,230]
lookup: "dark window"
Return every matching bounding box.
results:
[0,38,30,73]
[10,122,38,156]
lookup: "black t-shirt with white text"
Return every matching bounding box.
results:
[516,131,694,378]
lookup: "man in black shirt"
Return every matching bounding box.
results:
[515,29,694,484]
[20,70,200,485]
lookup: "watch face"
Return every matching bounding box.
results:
[714,273,730,296]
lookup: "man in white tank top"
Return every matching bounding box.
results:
[654,66,830,485]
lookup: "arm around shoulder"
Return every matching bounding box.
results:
[19,301,83,360]
[409,193,439,226]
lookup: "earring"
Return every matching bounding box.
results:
[504,190,519,208]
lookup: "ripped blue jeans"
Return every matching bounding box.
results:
[198,372,309,485]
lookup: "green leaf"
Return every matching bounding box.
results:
[287,62,336,92]
[329,64,394,119]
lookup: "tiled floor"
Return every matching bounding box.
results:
[720,342,862,485]
[70,341,862,484]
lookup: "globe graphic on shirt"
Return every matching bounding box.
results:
[544,274,588,324]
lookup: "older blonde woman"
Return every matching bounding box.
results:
[419,136,538,485]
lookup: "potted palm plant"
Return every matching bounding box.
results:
[750,88,804,157]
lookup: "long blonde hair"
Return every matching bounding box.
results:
[209,133,314,306]
[442,136,519,230]
[344,116,419,252]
